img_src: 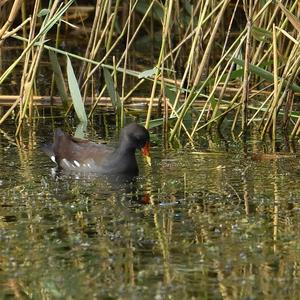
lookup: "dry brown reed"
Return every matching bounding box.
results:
[0,0,300,141]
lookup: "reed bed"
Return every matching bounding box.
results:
[0,0,300,141]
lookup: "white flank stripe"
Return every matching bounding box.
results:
[62,158,71,168]
[74,160,80,167]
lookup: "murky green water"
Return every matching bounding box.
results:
[1,120,300,299]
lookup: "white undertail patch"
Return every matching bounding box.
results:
[51,155,56,163]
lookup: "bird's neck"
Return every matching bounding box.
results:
[117,136,136,155]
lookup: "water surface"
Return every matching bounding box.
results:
[1,122,300,299]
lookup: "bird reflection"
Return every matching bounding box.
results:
[50,166,150,205]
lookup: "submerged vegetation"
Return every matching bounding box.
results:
[1,0,300,141]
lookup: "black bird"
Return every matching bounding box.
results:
[42,123,151,176]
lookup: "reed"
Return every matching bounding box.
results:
[0,0,300,141]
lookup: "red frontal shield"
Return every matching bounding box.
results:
[141,142,151,166]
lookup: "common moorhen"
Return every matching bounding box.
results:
[42,123,151,176]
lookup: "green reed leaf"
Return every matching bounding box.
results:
[66,55,87,123]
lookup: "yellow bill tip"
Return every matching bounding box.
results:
[145,155,151,166]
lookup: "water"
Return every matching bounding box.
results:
[1,121,300,299]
